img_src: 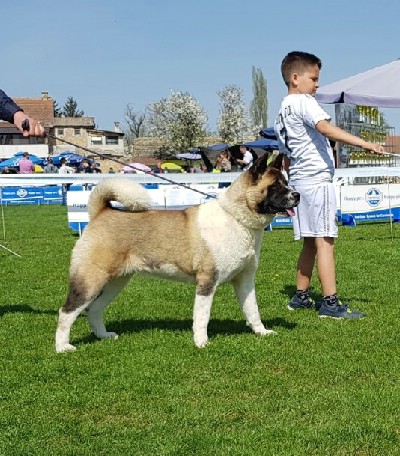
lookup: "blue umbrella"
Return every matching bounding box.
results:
[259,128,277,140]
[0,153,45,169]
[51,152,85,166]
[205,143,230,152]
[243,138,279,149]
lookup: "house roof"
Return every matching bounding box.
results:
[0,93,54,129]
[53,117,96,127]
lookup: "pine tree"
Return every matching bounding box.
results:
[62,97,84,117]
[53,99,62,117]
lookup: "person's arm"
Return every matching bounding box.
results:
[316,120,385,154]
[0,89,45,137]
[0,89,21,122]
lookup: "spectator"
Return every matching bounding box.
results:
[215,150,232,172]
[236,146,253,171]
[1,166,17,174]
[19,152,34,174]
[90,162,102,173]
[43,158,58,173]
[58,158,74,175]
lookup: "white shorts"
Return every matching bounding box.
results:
[291,181,338,240]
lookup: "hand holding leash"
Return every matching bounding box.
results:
[14,112,45,137]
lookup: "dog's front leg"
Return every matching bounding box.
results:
[232,271,277,337]
[192,275,217,348]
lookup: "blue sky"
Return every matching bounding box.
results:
[3,0,400,133]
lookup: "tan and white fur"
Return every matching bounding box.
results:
[55,154,299,352]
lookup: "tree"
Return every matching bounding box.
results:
[124,104,147,149]
[53,99,62,118]
[124,104,147,137]
[250,66,268,133]
[217,85,249,144]
[147,91,207,151]
[62,97,84,117]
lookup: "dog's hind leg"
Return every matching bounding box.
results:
[87,275,131,340]
[56,270,111,353]
[232,270,276,337]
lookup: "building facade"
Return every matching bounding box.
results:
[0,92,124,160]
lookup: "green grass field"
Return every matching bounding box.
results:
[0,205,399,455]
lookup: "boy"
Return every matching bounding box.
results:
[274,51,384,319]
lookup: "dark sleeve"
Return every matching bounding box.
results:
[199,150,214,172]
[0,89,22,123]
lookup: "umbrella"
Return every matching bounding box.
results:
[160,162,183,173]
[0,153,45,169]
[122,163,151,173]
[51,152,85,166]
[316,60,400,107]
[205,143,230,152]
[243,138,279,149]
[259,128,277,140]
[176,153,202,160]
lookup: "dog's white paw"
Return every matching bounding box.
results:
[56,343,77,353]
[194,335,209,348]
[258,328,277,336]
[98,332,118,340]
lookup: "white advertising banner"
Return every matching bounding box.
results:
[341,184,400,213]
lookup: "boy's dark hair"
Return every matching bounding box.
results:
[281,51,322,87]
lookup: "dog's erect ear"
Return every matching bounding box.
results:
[248,152,271,179]
[268,153,284,170]
[248,152,285,181]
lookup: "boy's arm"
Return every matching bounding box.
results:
[316,120,385,154]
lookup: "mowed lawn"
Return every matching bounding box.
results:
[0,205,399,456]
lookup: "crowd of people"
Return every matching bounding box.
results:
[0,154,104,175]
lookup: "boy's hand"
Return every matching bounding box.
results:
[362,142,385,154]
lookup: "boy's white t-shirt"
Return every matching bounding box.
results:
[274,94,334,185]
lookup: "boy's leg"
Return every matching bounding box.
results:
[315,237,336,296]
[297,237,317,291]
[315,237,364,319]
[288,237,316,310]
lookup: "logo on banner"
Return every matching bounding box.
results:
[365,188,382,207]
[17,189,28,198]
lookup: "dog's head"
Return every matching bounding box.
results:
[245,153,299,216]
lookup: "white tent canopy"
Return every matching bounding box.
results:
[316,60,400,107]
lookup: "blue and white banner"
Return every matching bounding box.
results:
[0,186,44,205]
[340,184,400,225]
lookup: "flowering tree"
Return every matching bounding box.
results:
[217,85,249,144]
[147,91,208,151]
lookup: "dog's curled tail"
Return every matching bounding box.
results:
[88,177,152,219]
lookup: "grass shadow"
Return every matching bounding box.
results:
[76,316,297,346]
[0,303,57,317]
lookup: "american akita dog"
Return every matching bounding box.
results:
[55,154,299,352]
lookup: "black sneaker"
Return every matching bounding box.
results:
[318,301,365,319]
[288,294,315,311]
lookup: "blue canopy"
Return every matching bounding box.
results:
[259,128,277,140]
[243,138,279,149]
[206,143,229,152]
[51,152,85,166]
[0,153,45,169]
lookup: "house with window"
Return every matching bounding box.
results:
[0,91,124,160]
[0,92,53,159]
[50,118,124,158]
